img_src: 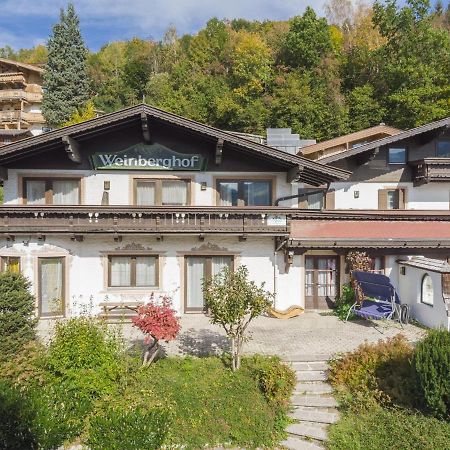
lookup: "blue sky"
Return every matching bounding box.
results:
[0,0,329,51]
[0,1,447,52]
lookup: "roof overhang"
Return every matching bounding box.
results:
[0,104,350,186]
[320,117,450,165]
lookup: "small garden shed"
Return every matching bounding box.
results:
[398,257,450,331]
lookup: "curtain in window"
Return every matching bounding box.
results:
[212,256,232,276]
[218,182,238,206]
[26,180,46,204]
[40,258,63,316]
[110,256,131,286]
[186,257,205,309]
[136,181,156,206]
[136,256,156,286]
[53,180,79,205]
[317,258,336,297]
[243,181,270,206]
[162,180,187,205]
[2,257,20,273]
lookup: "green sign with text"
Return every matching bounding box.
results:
[91,143,207,171]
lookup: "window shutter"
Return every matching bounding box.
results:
[325,190,335,210]
[378,189,388,210]
[398,189,406,209]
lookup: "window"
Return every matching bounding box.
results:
[38,257,64,317]
[1,256,20,273]
[23,178,80,205]
[378,188,405,210]
[134,179,190,206]
[185,255,233,311]
[421,273,433,306]
[388,147,406,164]
[108,255,158,288]
[217,180,272,206]
[369,256,385,274]
[437,140,450,158]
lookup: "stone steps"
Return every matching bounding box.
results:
[295,381,333,394]
[291,394,337,407]
[290,406,339,424]
[287,421,329,441]
[280,435,325,449]
[283,356,338,449]
[296,370,327,382]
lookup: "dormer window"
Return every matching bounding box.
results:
[437,140,450,158]
[388,147,406,164]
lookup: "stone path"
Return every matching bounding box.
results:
[281,355,337,450]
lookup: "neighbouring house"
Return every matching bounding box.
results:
[0,105,449,325]
[299,123,402,162]
[289,116,450,323]
[0,58,46,146]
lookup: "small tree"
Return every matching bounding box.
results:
[0,272,37,362]
[203,265,272,371]
[132,295,180,365]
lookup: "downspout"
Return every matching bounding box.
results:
[273,237,288,309]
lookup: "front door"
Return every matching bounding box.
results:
[185,256,233,312]
[305,256,338,309]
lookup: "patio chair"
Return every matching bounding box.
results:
[345,271,403,324]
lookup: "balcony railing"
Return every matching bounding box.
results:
[0,89,42,102]
[0,110,44,123]
[0,72,26,84]
[0,206,292,236]
[410,158,450,185]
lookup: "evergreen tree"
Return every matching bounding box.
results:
[42,3,90,127]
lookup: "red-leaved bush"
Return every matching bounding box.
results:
[132,295,180,343]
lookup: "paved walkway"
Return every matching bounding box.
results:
[107,311,425,360]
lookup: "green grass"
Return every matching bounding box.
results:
[133,356,289,449]
[328,407,450,450]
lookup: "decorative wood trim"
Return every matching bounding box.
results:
[62,136,81,163]
[287,165,304,183]
[215,138,224,165]
[140,112,151,143]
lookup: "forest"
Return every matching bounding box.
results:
[2,0,450,141]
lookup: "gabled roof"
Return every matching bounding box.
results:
[300,124,402,157]
[0,58,44,74]
[0,103,350,185]
[320,116,450,164]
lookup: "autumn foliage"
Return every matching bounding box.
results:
[132,295,180,344]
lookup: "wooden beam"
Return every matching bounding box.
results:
[62,136,81,163]
[141,112,151,143]
[215,138,224,165]
[287,164,304,183]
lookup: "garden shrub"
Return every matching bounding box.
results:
[413,329,450,418]
[0,272,37,362]
[328,407,450,450]
[333,283,356,321]
[244,354,296,408]
[86,391,172,450]
[46,317,124,400]
[0,380,37,450]
[329,335,416,410]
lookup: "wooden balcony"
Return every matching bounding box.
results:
[0,110,44,124]
[0,89,42,103]
[0,72,26,85]
[410,158,450,185]
[0,206,292,238]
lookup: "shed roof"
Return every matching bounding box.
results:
[398,257,450,274]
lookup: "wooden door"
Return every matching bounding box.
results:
[305,256,339,309]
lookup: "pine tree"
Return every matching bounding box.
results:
[42,3,90,128]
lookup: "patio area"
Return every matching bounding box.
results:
[114,311,426,360]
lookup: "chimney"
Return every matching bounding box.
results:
[266,128,316,155]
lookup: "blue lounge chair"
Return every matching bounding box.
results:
[345,271,402,323]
